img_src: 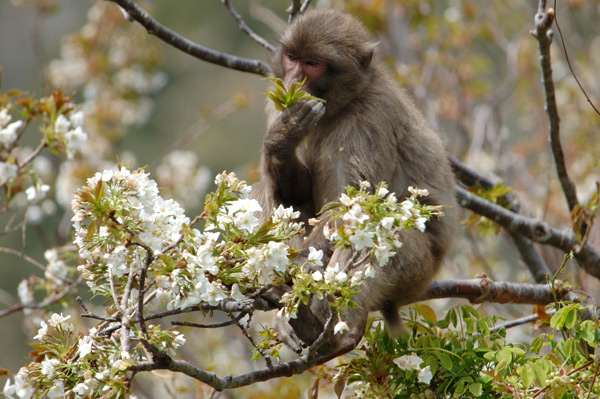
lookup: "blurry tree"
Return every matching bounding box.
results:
[0,0,599,398]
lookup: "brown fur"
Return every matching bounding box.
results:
[253,9,456,356]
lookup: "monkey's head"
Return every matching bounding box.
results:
[272,10,378,116]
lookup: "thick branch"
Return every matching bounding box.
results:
[107,0,270,76]
[531,4,579,214]
[455,185,600,277]
[423,275,571,304]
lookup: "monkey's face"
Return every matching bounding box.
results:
[281,52,327,96]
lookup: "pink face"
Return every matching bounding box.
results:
[282,52,327,94]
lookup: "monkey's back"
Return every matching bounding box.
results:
[302,68,457,315]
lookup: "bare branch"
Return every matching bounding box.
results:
[300,0,312,14]
[222,0,276,53]
[173,312,247,329]
[424,275,575,304]
[288,0,302,23]
[531,4,579,214]
[455,185,600,277]
[106,0,270,76]
[449,155,552,282]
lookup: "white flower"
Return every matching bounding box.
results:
[408,186,429,197]
[73,382,89,396]
[334,321,349,335]
[0,120,22,146]
[25,182,50,202]
[364,263,376,278]
[173,332,186,348]
[200,283,227,306]
[377,186,389,197]
[0,108,11,126]
[40,357,60,378]
[418,365,433,384]
[350,270,364,286]
[227,198,262,233]
[34,321,48,340]
[54,114,70,134]
[343,204,369,226]
[311,270,323,282]
[381,216,395,231]
[324,263,347,284]
[3,371,34,399]
[415,217,427,232]
[48,312,72,328]
[349,229,375,250]
[230,283,246,301]
[339,193,354,206]
[78,335,94,358]
[0,161,18,185]
[70,110,85,127]
[264,241,289,273]
[272,204,300,222]
[374,243,397,266]
[394,354,424,371]
[65,126,88,159]
[307,247,323,266]
[47,381,65,399]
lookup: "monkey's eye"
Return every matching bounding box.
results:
[285,53,299,61]
[305,60,321,67]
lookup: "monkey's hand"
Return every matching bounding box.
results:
[264,99,325,156]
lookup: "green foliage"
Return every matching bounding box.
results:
[336,302,600,398]
[263,77,326,111]
[464,183,513,235]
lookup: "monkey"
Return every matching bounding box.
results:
[252,9,457,358]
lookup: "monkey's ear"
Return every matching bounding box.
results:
[360,41,379,69]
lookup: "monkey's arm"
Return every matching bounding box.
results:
[262,100,325,208]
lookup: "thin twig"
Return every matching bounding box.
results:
[299,0,312,14]
[173,312,247,329]
[107,0,270,76]
[0,276,83,318]
[288,0,302,23]
[531,3,579,214]
[234,315,274,369]
[222,0,276,53]
[552,0,600,116]
[0,246,46,272]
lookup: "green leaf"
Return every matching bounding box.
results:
[520,364,534,388]
[531,363,547,388]
[436,352,453,371]
[468,382,482,397]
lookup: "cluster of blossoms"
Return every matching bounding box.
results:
[3,312,183,399]
[277,182,442,325]
[10,167,442,398]
[0,107,20,185]
[327,182,439,267]
[394,353,434,385]
[71,168,303,313]
[53,110,88,159]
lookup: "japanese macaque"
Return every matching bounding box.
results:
[252,9,457,357]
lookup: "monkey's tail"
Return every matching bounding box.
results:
[381,301,404,338]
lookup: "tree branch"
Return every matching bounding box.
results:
[531,4,579,214]
[106,0,270,76]
[222,0,276,53]
[423,275,572,304]
[455,185,600,277]
[449,155,552,282]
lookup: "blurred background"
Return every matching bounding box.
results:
[1,0,599,397]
